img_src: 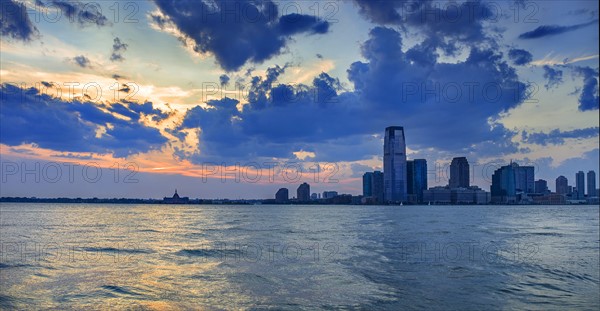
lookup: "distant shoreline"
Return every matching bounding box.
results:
[1,197,596,206]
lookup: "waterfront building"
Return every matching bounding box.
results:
[384,126,407,203]
[297,183,310,202]
[449,157,469,188]
[275,188,289,202]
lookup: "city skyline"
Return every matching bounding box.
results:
[1,0,599,199]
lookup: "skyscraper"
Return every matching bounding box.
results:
[587,170,596,197]
[384,126,407,203]
[449,157,469,188]
[372,171,384,203]
[297,182,310,202]
[491,163,517,203]
[515,165,535,193]
[275,188,289,202]
[363,172,373,197]
[490,162,534,203]
[576,171,585,199]
[407,159,427,203]
[555,176,568,194]
[534,179,548,194]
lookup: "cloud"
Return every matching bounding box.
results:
[110,37,128,62]
[573,66,600,111]
[508,49,533,66]
[346,27,526,151]
[1,0,39,41]
[174,27,528,163]
[522,127,599,145]
[48,0,110,27]
[0,84,168,157]
[72,55,91,68]
[542,65,563,90]
[219,74,230,86]
[150,0,330,71]
[518,19,598,39]
[351,0,496,54]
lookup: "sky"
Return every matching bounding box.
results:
[1,0,599,199]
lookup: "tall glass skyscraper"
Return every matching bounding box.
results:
[587,170,596,197]
[384,126,407,203]
[407,159,428,203]
[449,157,469,188]
[576,171,585,199]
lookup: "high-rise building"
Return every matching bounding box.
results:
[556,176,568,194]
[275,188,289,202]
[297,182,310,202]
[363,171,384,203]
[491,163,516,203]
[587,170,596,197]
[407,159,428,203]
[363,172,373,197]
[490,162,534,203]
[515,165,535,193]
[407,161,414,201]
[576,171,585,199]
[384,126,407,203]
[534,179,548,194]
[372,171,384,203]
[449,157,469,188]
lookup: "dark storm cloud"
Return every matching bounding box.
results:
[49,0,109,27]
[175,27,528,163]
[522,127,599,145]
[110,37,128,62]
[573,66,600,111]
[0,84,168,157]
[518,19,598,39]
[351,0,496,55]
[73,55,90,68]
[542,65,563,90]
[1,0,39,41]
[151,0,330,71]
[508,49,533,66]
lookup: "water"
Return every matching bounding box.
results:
[0,203,598,310]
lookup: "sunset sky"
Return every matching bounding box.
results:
[1,0,599,199]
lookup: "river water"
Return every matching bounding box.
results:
[0,203,598,310]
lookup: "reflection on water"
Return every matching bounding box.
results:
[1,204,598,309]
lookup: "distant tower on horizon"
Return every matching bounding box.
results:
[275,188,289,202]
[449,157,469,188]
[297,182,310,202]
[407,159,427,203]
[576,171,585,199]
[556,176,568,194]
[587,170,596,197]
[384,126,407,203]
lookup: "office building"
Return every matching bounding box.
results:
[576,171,585,199]
[491,162,533,203]
[297,182,310,202]
[384,126,407,203]
[275,188,289,202]
[424,186,490,205]
[556,176,568,194]
[363,172,373,197]
[534,179,548,194]
[407,159,428,203]
[362,171,384,204]
[449,157,469,188]
[515,165,535,193]
[587,170,596,197]
[322,191,338,199]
